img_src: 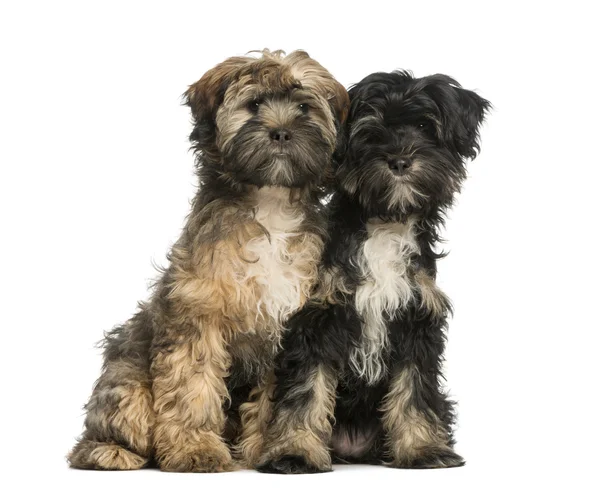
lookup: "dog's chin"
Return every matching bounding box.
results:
[340,166,427,219]
[230,154,321,189]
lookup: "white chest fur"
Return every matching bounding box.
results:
[350,218,420,385]
[242,187,317,329]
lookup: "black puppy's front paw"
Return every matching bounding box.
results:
[391,448,465,469]
[257,455,331,474]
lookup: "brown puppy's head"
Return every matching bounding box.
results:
[185,50,348,188]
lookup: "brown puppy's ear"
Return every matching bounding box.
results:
[328,79,350,126]
[184,56,250,122]
[284,50,349,125]
[326,81,350,179]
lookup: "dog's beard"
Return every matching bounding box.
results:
[339,149,464,218]
[222,120,331,188]
[339,160,423,218]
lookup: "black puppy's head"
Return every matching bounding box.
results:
[339,71,490,218]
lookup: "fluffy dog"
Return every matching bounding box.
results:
[256,71,490,473]
[68,49,348,472]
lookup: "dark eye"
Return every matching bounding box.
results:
[417,121,428,129]
[248,100,261,113]
[298,103,309,114]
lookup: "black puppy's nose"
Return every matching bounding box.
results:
[270,128,292,142]
[388,157,412,174]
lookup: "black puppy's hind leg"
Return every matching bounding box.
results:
[257,303,350,474]
[68,304,155,470]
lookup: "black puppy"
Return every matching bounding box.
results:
[256,71,490,473]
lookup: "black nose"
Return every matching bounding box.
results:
[388,157,412,174]
[270,129,292,142]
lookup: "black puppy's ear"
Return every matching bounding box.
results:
[451,85,490,158]
[424,75,490,159]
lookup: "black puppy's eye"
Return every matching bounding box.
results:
[298,103,309,114]
[248,100,261,113]
[416,120,435,134]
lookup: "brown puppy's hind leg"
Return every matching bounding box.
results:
[68,307,155,470]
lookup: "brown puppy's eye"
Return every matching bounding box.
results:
[248,100,261,113]
[298,103,309,114]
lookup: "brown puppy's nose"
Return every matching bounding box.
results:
[270,129,292,142]
[388,157,412,175]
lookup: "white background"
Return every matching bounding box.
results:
[1,1,598,490]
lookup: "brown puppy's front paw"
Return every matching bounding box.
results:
[158,440,233,473]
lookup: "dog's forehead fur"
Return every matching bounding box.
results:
[216,52,341,149]
[187,50,348,123]
[350,72,441,123]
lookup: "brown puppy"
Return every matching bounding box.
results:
[68,50,348,472]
